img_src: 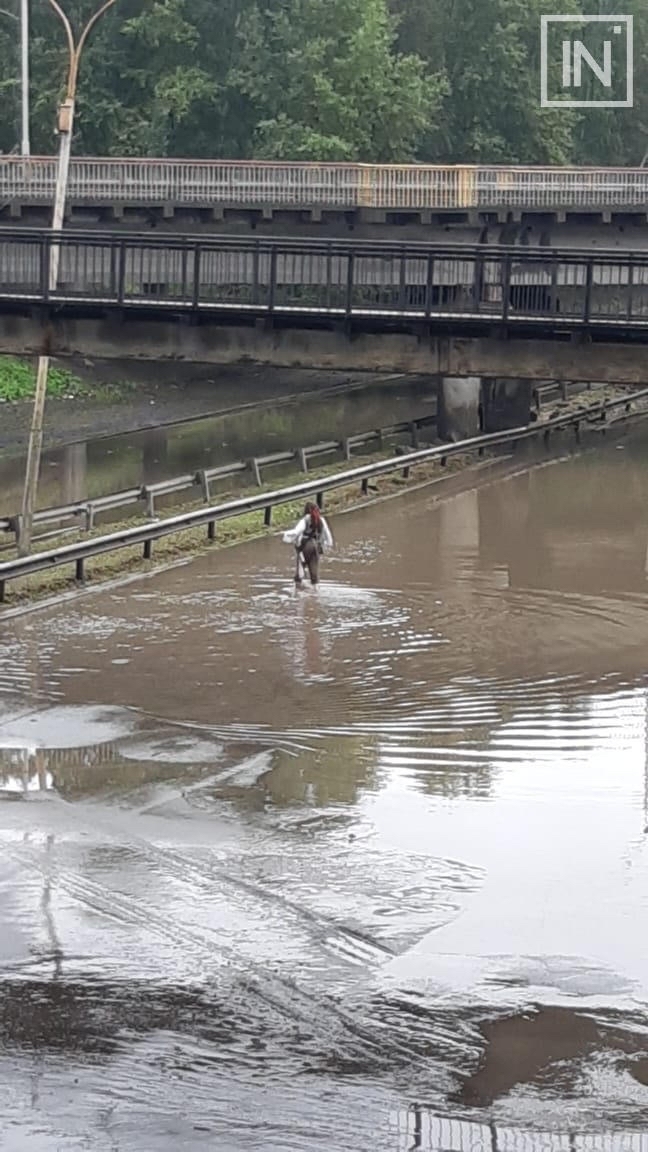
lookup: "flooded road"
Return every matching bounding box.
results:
[2,427,648,1149]
[0,374,432,518]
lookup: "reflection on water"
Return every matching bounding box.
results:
[0,751,54,795]
[0,376,435,517]
[2,425,648,1145]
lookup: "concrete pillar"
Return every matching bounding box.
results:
[437,376,482,442]
[481,379,533,432]
[61,441,87,505]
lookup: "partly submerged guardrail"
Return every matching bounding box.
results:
[1,388,646,603]
[0,413,439,547]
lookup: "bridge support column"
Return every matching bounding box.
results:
[437,376,482,442]
[481,379,533,432]
[62,442,87,505]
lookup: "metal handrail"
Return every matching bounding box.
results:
[2,228,648,334]
[1,390,646,602]
[3,158,648,209]
[1,225,647,261]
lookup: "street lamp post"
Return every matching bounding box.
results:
[0,0,29,154]
[18,0,117,556]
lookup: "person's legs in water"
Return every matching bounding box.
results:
[294,544,305,584]
[301,539,319,585]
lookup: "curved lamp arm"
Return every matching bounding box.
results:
[46,0,118,99]
[45,0,75,94]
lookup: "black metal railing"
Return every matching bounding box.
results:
[1,229,648,330]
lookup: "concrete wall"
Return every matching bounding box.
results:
[2,311,648,384]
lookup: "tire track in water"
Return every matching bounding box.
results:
[67,758,396,969]
[157,843,393,966]
[0,838,442,1073]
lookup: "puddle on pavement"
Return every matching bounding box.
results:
[2,425,648,1147]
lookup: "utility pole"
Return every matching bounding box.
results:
[18,0,117,556]
[20,0,29,155]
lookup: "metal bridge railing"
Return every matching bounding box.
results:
[1,159,648,209]
[2,230,648,330]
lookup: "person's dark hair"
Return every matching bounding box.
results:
[305,501,322,531]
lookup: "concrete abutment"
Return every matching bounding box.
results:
[1,313,647,386]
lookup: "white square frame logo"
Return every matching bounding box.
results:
[541,14,633,108]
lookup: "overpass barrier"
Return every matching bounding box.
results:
[1,389,646,603]
[2,230,648,328]
[2,158,648,210]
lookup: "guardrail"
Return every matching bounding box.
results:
[0,414,438,548]
[2,229,648,330]
[1,389,646,603]
[2,158,648,210]
[393,1109,648,1152]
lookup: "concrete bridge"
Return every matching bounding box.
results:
[3,159,648,245]
[1,229,648,384]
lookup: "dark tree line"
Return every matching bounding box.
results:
[0,0,646,164]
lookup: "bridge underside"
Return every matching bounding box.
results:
[1,309,647,385]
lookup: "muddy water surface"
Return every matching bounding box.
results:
[2,428,648,1150]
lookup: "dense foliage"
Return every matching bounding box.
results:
[0,0,646,164]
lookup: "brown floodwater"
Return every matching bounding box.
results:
[2,425,648,1150]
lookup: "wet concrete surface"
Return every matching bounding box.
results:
[2,427,648,1148]
[0,373,431,519]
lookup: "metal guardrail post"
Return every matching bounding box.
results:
[117,238,126,305]
[345,252,354,317]
[425,253,435,318]
[398,248,407,310]
[584,258,594,324]
[501,254,512,324]
[192,242,201,309]
[268,248,277,313]
[251,243,260,307]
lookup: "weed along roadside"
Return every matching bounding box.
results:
[2,387,648,609]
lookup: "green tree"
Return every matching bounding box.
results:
[230,0,442,161]
[392,0,578,164]
[569,0,648,166]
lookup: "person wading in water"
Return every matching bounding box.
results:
[283,501,333,586]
